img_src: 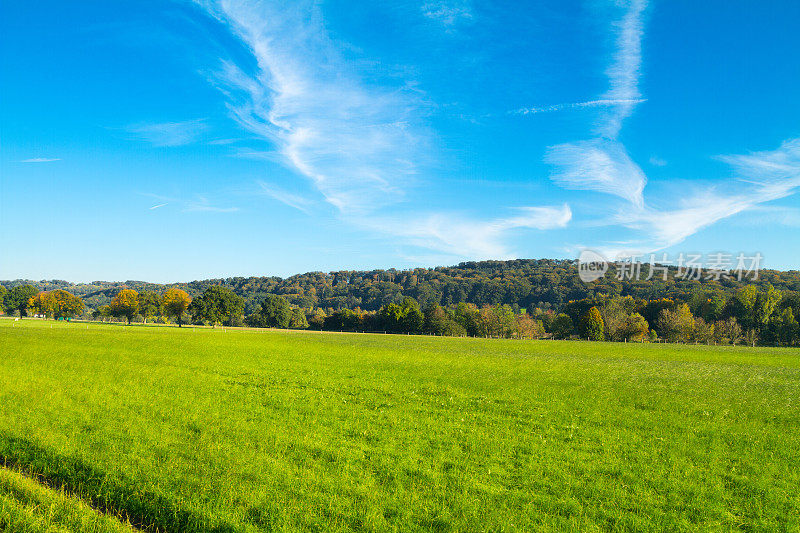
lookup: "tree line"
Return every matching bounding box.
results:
[5,259,799,316]
[0,285,194,326]
[552,283,799,346]
[2,280,798,346]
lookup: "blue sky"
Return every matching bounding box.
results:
[1,0,799,282]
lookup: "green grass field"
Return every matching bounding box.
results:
[1,319,798,532]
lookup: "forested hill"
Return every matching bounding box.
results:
[3,259,800,315]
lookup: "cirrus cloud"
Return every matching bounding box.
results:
[19,158,60,163]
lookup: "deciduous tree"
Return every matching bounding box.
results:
[714,317,742,345]
[551,313,574,339]
[190,286,244,326]
[766,308,799,346]
[692,317,715,345]
[289,308,309,329]
[162,288,192,327]
[579,306,605,341]
[514,314,545,339]
[743,328,759,347]
[424,305,465,336]
[29,290,84,320]
[28,291,57,318]
[251,294,292,328]
[623,313,649,342]
[110,289,139,324]
[754,284,782,330]
[400,298,424,334]
[308,308,327,330]
[730,285,758,330]
[453,302,481,336]
[93,305,112,322]
[657,303,695,343]
[600,298,634,341]
[323,308,361,331]
[5,285,38,317]
[137,291,161,323]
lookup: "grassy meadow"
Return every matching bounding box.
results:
[0,319,798,531]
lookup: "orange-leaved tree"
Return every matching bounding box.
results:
[162,288,191,327]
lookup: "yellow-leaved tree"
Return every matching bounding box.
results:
[28,292,57,318]
[110,289,139,324]
[162,288,192,327]
[28,290,84,320]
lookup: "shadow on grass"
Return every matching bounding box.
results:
[0,432,237,533]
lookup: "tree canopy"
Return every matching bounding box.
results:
[190,286,245,326]
[247,294,292,328]
[4,285,38,317]
[162,288,192,327]
[580,307,604,341]
[28,290,84,319]
[138,290,162,322]
[110,289,139,324]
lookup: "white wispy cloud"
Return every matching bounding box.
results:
[197,0,424,214]
[514,0,646,135]
[598,0,647,139]
[183,196,239,213]
[541,1,800,255]
[648,156,666,166]
[194,1,571,258]
[615,138,800,251]
[545,139,646,207]
[19,158,60,163]
[716,137,800,184]
[618,192,755,251]
[142,192,240,214]
[550,138,800,258]
[740,205,800,227]
[368,204,572,258]
[195,0,796,260]
[542,2,648,212]
[126,119,208,147]
[422,0,473,27]
[207,138,241,145]
[514,98,645,116]
[256,180,313,214]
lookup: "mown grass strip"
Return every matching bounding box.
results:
[0,434,235,533]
